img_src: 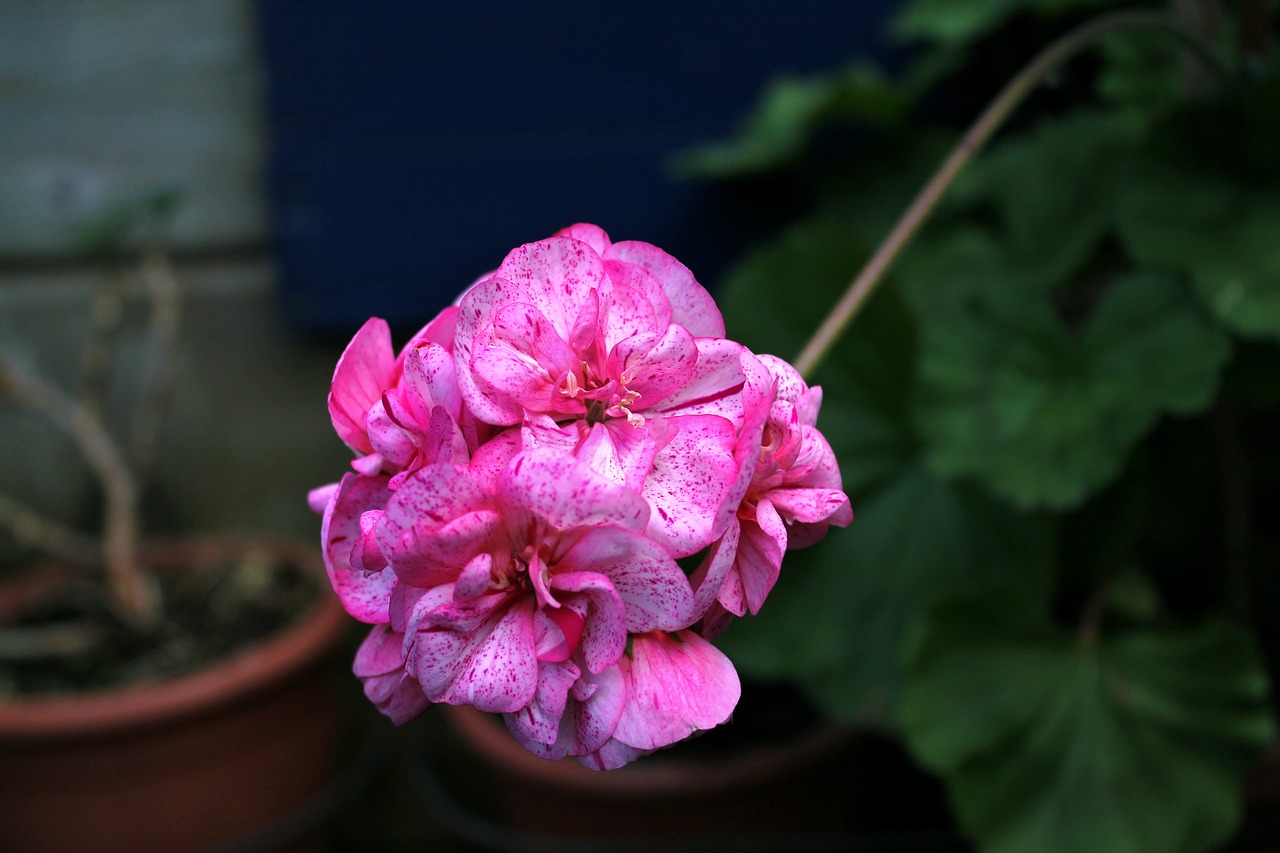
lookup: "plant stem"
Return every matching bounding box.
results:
[131,238,182,483]
[0,355,157,626]
[0,492,101,566]
[793,9,1233,379]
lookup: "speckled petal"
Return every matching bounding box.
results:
[353,623,431,725]
[500,448,650,534]
[604,240,724,338]
[611,630,741,751]
[641,414,740,557]
[411,588,539,713]
[322,473,396,623]
[557,527,694,634]
[329,317,396,454]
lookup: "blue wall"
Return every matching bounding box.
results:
[258,2,899,335]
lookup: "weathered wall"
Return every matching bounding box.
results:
[0,0,267,258]
[0,1,345,554]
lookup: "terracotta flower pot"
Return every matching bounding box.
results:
[422,698,963,851]
[0,538,349,853]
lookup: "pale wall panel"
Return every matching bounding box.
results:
[0,0,267,257]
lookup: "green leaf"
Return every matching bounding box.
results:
[1118,160,1280,340]
[915,270,1232,509]
[713,216,1054,724]
[1095,29,1185,108]
[670,64,908,179]
[900,590,1276,853]
[1116,73,1280,339]
[720,463,1054,725]
[954,109,1145,288]
[892,0,1117,48]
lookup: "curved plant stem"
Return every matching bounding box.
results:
[0,355,157,626]
[793,9,1233,379]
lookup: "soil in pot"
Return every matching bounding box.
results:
[0,538,350,853]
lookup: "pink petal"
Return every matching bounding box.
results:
[505,657,581,749]
[555,222,612,256]
[453,277,534,425]
[557,527,694,634]
[649,338,749,421]
[757,353,807,410]
[454,551,495,602]
[492,235,611,338]
[376,463,499,587]
[768,486,854,527]
[322,473,396,623]
[641,414,741,557]
[737,499,787,615]
[399,305,459,360]
[418,405,470,469]
[599,261,667,349]
[366,397,418,471]
[611,630,741,751]
[477,301,581,414]
[499,448,650,535]
[565,663,628,757]
[689,516,741,622]
[389,508,503,589]
[547,571,628,673]
[607,325,698,408]
[578,739,647,771]
[584,419,664,492]
[468,426,523,480]
[400,342,462,424]
[307,482,338,515]
[354,623,431,725]
[329,318,397,454]
[410,588,539,713]
[534,604,585,663]
[604,240,724,338]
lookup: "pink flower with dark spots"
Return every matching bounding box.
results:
[312,225,850,769]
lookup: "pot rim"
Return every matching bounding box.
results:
[439,700,858,796]
[0,536,348,739]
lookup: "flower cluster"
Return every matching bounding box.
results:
[310,224,851,769]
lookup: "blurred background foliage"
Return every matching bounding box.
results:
[682,1,1280,851]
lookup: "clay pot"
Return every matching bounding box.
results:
[0,538,349,853]
[422,698,962,851]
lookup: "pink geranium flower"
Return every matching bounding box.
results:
[312,224,851,769]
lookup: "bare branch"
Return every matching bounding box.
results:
[0,353,157,626]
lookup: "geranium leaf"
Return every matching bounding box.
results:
[914,270,1232,509]
[1118,161,1280,340]
[670,65,909,179]
[1115,74,1280,339]
[953,109,1144,289]
[718,462,1053,725]
[713,215,1054,724]
[900,590,1276,853]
